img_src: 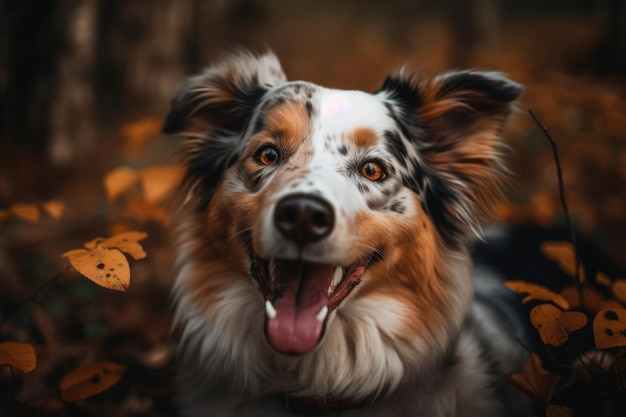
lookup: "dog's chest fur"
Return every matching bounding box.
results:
[164,51,530,416]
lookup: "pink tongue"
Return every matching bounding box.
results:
[266,261,333,354]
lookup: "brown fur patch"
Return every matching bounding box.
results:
[352,198,456,337]
[185,183,259,309]
[264,101,311,154]
[241,101,313,186]
[415,74,513,131]
[349,127,378,149]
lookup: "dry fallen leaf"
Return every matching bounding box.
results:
[595,271,612,288]
[104,167,139,201]
[61,247,130,291]
[0,341,37,373]
[60,362,126,402]
[10,203,40,223]
[530,303,587,347]
[505,281,569,309]
[593,308,626,349]
[0,209,10,222]
[529,192,558,228]
[83,237,106,250]
[560,285,623,313]
[60,231,147,291]
[540,241,585,283]
[42,199,65,219]
[612,279,626,305]
[99,231,148,260]
[120,116,162,155]
[508,352,559,403]
[124,197,171,225]
[546,404,573,417]
[140,165,185,203]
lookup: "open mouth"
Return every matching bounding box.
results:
[250,256,369,355]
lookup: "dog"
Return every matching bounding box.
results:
[162,50,532,416]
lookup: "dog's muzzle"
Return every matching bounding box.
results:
[249,193,369,355]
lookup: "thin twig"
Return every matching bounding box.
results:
[528,110,584,301]
[30,265,70,301]
[0,265,71,329]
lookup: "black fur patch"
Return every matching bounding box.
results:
[162,79,267,134]
[420,173,464,247]
[439,72,522,104]
[252,113,266,136]
[377,74,423,111]
[305,101,314,118]
[185,129,242,211]
[389,200,406,214]
[383,130,408,167]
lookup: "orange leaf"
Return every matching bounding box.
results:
[99,231,148,260]
[505,281,569,309]
[61,231,147,290]
[530,192,557,228]
[0,209,11,222]
[593,308,626,349]
[546,404,573,417]
[125,197,171,225]
[10,203,40,223]
[530,304,587,347]
[42,199,65,219]
[140,165,185,203]
[83,237,106,250]
[120,117,162,155]
[595,271,612,288]
[103,167,139,201]
[60,362,125,402]
[612,279,626,305]
[560,285,623,313]
[107,221,133,237]
[0,341,37,373]
[508,352,559,403]
[61,247,130,291]
[540,241,585,283]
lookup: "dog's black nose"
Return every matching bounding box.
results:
[274,194,335,245]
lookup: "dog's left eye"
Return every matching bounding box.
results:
[359,161,386,181]
[257,146,280,165]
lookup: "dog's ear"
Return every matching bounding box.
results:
[163,50,286,134]
[163,51,287,209]
[378,70,523,245]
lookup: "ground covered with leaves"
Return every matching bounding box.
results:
[1,7,626,417]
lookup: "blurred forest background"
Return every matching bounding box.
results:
[1,0,626,416]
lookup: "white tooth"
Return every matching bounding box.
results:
[316,306,328,322]
[328,267,343,295]
[334,267,343,285]
[265,300,277,319]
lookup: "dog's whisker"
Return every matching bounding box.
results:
[227,227,254,247]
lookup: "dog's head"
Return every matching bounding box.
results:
[165,51,522,364]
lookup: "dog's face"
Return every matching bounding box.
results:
[165,52,522,389]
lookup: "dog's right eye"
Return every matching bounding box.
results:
[256,146,280,165]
